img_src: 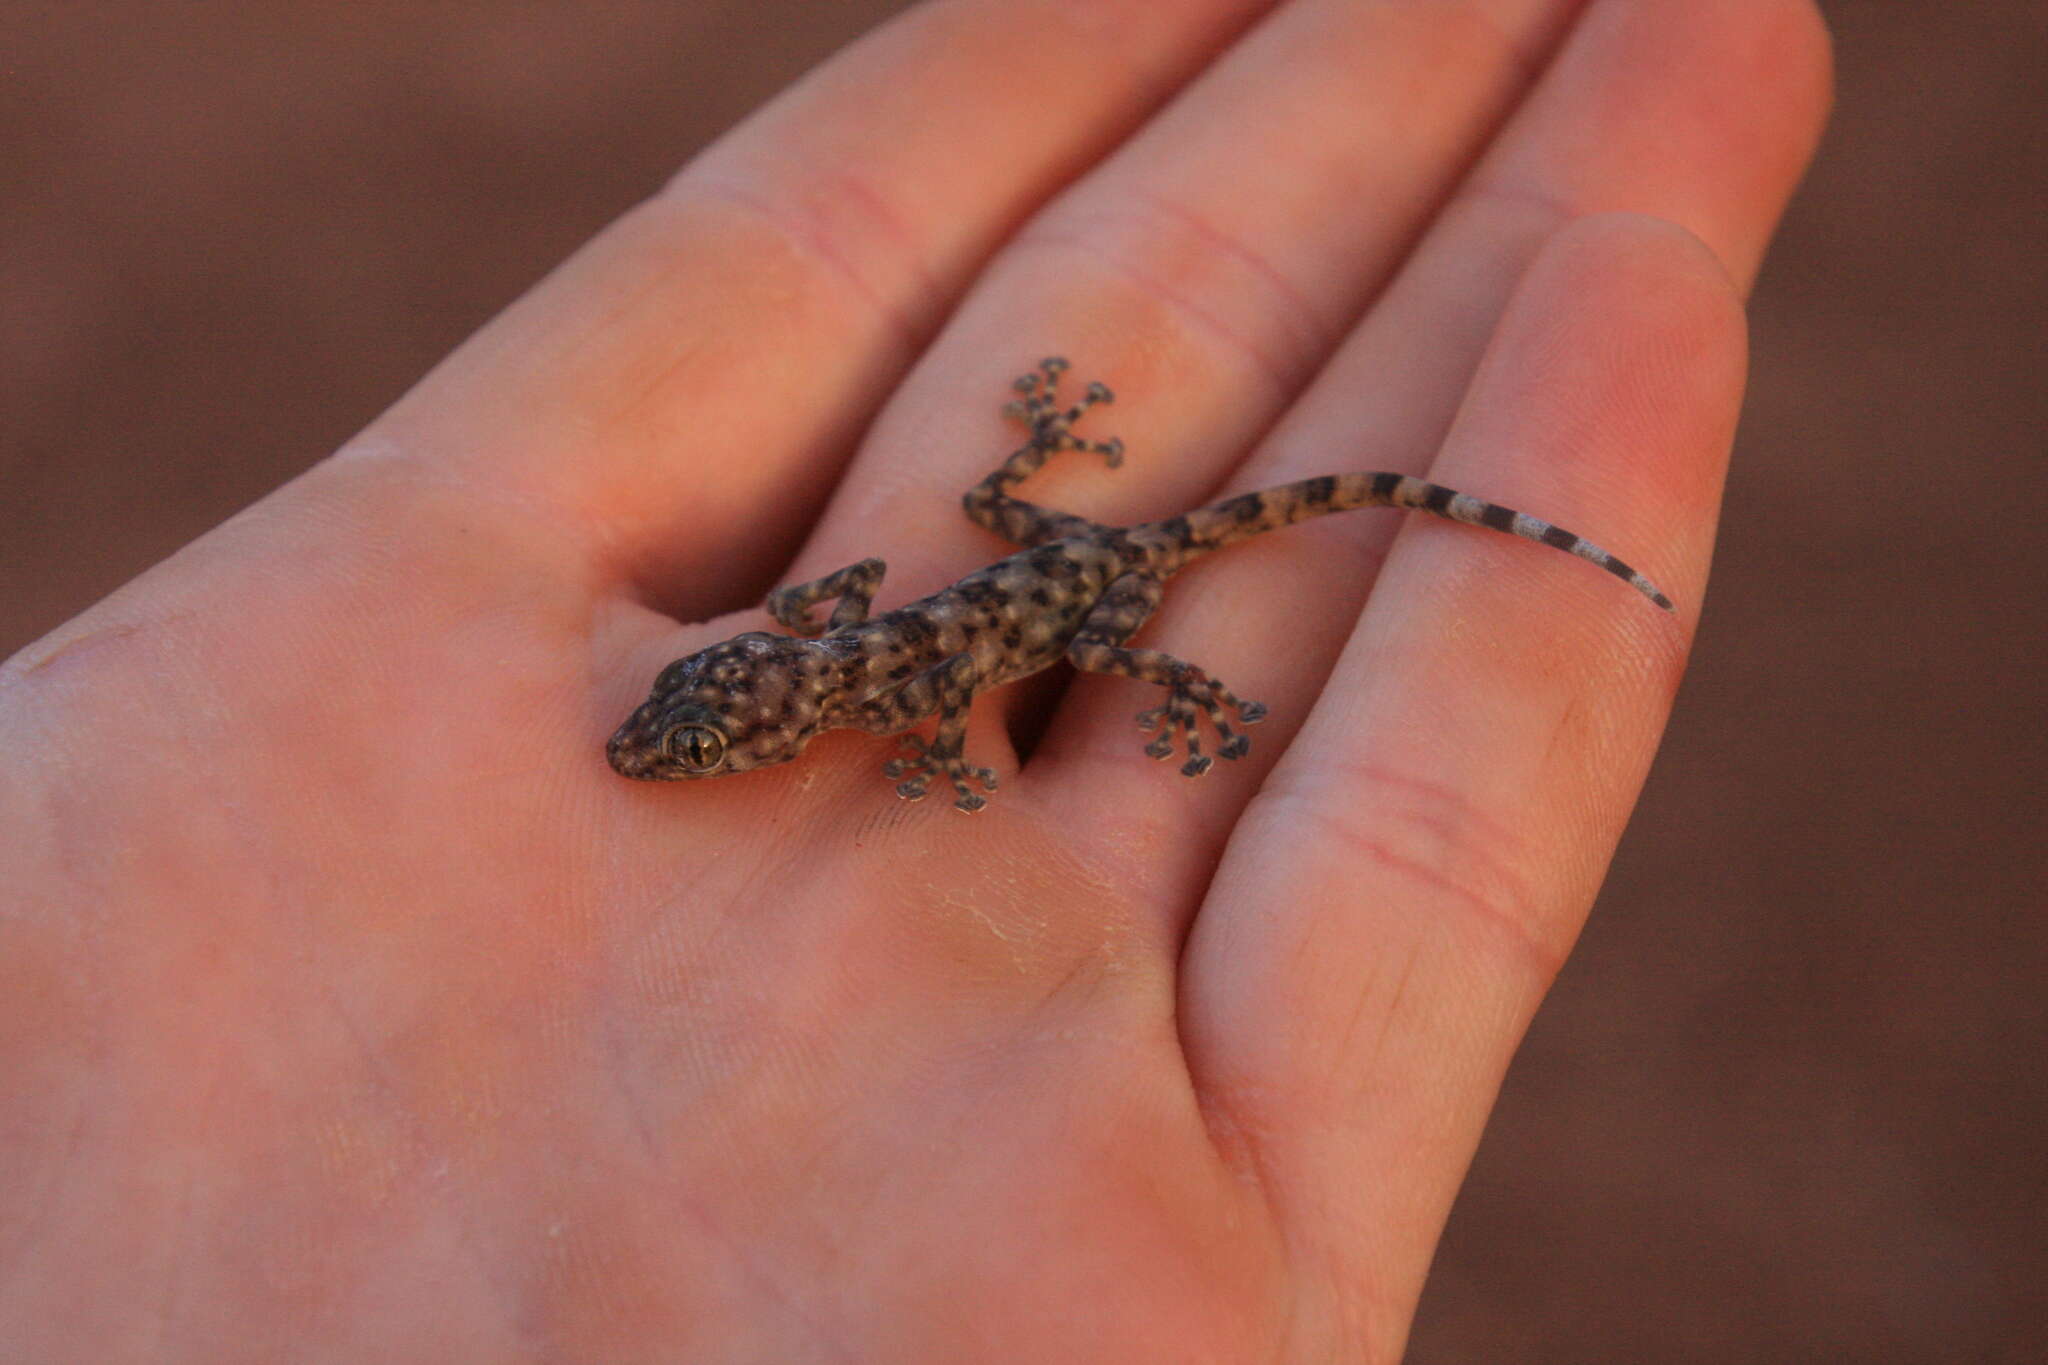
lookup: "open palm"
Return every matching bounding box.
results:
[1,1,1828,1358]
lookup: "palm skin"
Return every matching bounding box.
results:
[0,0,1829,1359]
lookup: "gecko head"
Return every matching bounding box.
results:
[606,632,830,782]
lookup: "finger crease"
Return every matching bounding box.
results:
[1248,778,1566,980]
[671,168,936,355]
[1014,210,1315,398]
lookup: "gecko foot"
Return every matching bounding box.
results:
[1137,677,1265,778]
[1003,357,1123,468]
[884,735,999,813]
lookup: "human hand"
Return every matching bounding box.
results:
[0,0,1828,1357]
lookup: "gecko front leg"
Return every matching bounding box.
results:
[862,652,1000,813]
[765,558,887,636]
[1065,573,1267,777]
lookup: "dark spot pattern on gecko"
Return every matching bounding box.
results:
[608,357,1673,813]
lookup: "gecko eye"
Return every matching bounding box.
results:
[661,724,726,773]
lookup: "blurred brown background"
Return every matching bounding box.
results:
[4,2,2041,1359]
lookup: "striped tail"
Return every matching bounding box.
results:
[1150,471,1674,611]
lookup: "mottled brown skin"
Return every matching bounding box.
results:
[608,358,1673,812]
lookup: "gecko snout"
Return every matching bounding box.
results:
[605,722,665,780]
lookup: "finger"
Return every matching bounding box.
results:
[751,0,1597,828]
[1034,0,1829,908]
[1184,215,1746,1356]
[330,0,1276,617]
[776,0,1595,597]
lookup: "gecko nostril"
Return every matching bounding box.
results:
[605,730,648,777]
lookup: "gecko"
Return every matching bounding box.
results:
[607,356,1672,812]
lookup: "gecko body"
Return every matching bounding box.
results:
[608,357,1671,812]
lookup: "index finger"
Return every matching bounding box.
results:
[342,0,1275,617]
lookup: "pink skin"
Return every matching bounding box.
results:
[0,0,1828,1359]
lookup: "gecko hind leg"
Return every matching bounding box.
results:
[1132,683,1268,776]
[1066,573,1267,778]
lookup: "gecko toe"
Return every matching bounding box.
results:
[1238,700,1269,724]
[1180,755,1213,778]
[1219,735,1251,760]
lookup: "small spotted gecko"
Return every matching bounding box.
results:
[608,357,1671,812]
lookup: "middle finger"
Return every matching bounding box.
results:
[1033,0,1828,894]
[775,0,1592,793]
